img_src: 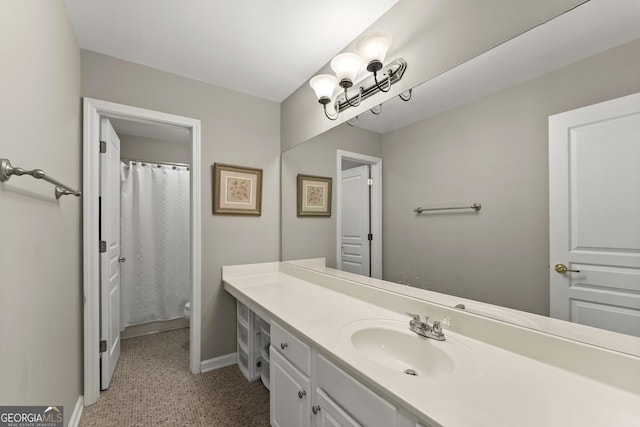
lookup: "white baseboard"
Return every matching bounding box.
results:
[68,395,83,427]
[200,352,237,373]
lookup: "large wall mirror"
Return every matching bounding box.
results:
[282,2,640,356]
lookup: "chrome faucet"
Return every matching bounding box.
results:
[406,313,445,341]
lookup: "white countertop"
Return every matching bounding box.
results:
[285,259,640,358]
[223,262,640,427]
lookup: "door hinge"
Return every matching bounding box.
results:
[99,140,107,153]
[99,240,107,253]
[99,340,107,353]
[367,178,373,186]
[368,233,373,241]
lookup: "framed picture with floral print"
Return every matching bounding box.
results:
[297,174,332,217]
[213,163,262,215]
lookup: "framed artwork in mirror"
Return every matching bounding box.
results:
[213,163,262,215]
[297,174,332,217]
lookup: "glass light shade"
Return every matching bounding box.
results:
[356,30,392,69]
[330,53,363,86]
[309,74,338,101]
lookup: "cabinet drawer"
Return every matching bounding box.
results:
[315,352,395,427]
[271,321,311,376]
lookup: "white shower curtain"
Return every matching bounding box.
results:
[120,161,190,330]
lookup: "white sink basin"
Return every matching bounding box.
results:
[340,319,484,380]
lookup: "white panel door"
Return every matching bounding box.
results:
[100,117,122,389]
[549,92,640,337]
[340,165,370,276]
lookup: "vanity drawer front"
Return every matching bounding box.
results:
[271,321,311,376]
[315,352,395,427]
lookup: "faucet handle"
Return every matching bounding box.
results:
[406,312,432,328]
[432,321,442,333]
[405,312,420,322]
[406,312,421,328]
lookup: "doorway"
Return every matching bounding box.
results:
[83,98,202,406]
[336,150,382,279]
[549,92,640,337]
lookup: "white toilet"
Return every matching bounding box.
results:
[184,302,191,321]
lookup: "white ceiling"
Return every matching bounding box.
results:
[353,0,640,134]
[64,0,399,102]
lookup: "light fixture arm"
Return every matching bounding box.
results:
[399,88,412,102]
[323,102,339,121]
[335,58,407,114]
[373,70,391,93]
[343,86,363,107]
[346,116,359,126]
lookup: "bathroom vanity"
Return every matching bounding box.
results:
[223,261,640,426]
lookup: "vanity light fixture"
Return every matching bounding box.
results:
[356,30,393,92]
[309,74,340,119]
[309,30,408,121]
[331,53,364,107]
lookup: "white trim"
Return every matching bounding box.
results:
[68,395,83,427]
[200,353,238,373]
[82,98,202,406]
[336,150,383,279]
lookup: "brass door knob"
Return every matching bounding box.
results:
[554,263,580,273]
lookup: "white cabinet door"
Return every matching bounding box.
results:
[313,388,361,427]
[271,348,311,427]
[549,92,640,337]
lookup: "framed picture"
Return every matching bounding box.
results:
[297,174,332,217]
[213,163,262,215]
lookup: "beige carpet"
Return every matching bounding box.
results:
[80,328,270,426]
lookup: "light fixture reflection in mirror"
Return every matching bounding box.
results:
[283,1,640,357]
[346,116,359,127]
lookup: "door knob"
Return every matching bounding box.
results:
[554,263,580,273]
[118,257,126,263]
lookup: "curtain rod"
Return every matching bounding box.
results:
[120,158,190,168]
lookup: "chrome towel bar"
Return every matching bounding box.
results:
[0,158,81,199]
[414,203,481,214]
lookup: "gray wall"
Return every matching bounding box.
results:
[0,1,82,425]
[382,38,640,315]
[281,0,585,151]
[81,50,281,361]
[120,134,191,165]
[282,125,381,267]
